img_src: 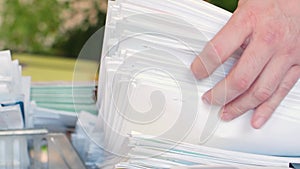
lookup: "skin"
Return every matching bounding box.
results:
[191,0,300,129]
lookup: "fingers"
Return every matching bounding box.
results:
[191,8,252,79]
[221,55,291,121]
[202,38,276,106]
[251,65,300,129]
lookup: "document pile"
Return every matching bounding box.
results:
[0,50,31,168]
[96,0,300,168]
[98,0,231,160]
[0,50,30,129]
[30,83,98,114]
[28,83,98,131]
[0,50,92,168]
[116,133,300,169]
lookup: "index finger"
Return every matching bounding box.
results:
[191,8,252,79]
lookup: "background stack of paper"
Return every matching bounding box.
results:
[96,0,300,168]
[28,82,98,132]
[0,50,31,130]
[0,50,31,168]
[0,50,98,132]
[30,83,97,114]
[0,50,97,167]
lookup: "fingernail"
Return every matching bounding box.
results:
[253,117,267,129]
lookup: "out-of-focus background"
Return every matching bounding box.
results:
[0,0,238,82]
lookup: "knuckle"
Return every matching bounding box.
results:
[276,67,300,98]
[253,87,273,102]
[258,22,285,46]
[227,104,244,117]
[277,81,293,97]
[260,28,282,45]
[259,103,276,117]
[230,75,251,92]
[234,8,257,28]
[213,97,226,106]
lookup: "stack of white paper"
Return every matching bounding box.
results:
[0,50,31,168]
[30,82,98,114]
[28,82,98,131]
[116,133,300,169]
[0,50,31,129]
[97,0,300,167]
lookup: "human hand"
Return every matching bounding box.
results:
[191,0,300,129]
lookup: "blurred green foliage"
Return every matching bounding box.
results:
[0,0,106,57]
[53,11,106,57]
[0,0,61,54]
[207,0,238,12]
